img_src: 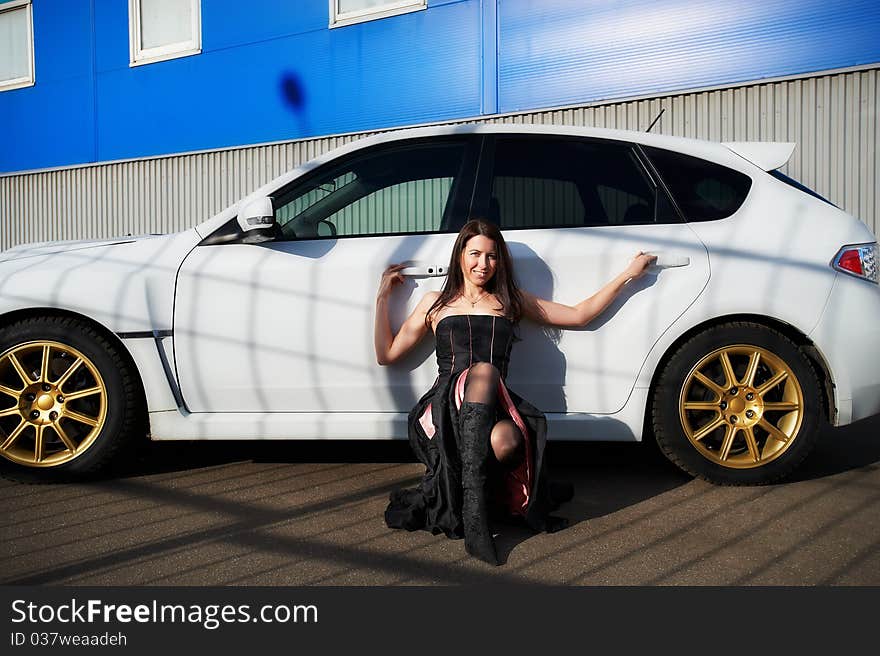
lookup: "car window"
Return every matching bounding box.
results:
[644,146,753,221]
[273,141,467,239]
[485,136,678,229]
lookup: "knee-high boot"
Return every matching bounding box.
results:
[458,401,499,566]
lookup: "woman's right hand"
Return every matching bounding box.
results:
[623,251,657,281]
[377,262,408,300]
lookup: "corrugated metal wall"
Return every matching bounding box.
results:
[1,66,877,251]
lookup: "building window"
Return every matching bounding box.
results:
[330,0,426,28]
[0,0,35,92]
[129,0,201,67]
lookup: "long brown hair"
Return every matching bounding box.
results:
[425,218,527,327]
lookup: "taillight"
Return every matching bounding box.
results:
[832,243,878,283]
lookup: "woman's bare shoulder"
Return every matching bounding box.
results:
[419,291,445,329]
[417,290,441,309]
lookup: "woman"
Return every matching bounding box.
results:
[375,219,655,565]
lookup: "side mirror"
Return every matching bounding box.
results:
[235,196,277,244]
[237,197,276,233]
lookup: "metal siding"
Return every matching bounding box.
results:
[1,67,878,251]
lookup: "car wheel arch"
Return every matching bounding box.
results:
[0,307,150,433]
[645,312,835,431]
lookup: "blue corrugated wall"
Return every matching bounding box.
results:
[0,0,878,173]
[498,0,880,112]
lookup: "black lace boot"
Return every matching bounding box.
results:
[458,401,499,566]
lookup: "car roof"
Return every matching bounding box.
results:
[339,121,742,160]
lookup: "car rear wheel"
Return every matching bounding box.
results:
[0,316,143,482]
[652,322,823,485]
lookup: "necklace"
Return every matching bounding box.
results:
[463,290,488,307]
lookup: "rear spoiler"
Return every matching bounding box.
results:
[722,141,796,171]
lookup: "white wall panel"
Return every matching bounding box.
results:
[1,67,877,251]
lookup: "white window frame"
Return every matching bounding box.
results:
[128,0,201,67]
[0,0,35,92]
[329,0,426,29]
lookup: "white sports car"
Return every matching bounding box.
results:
[1,124,878,484]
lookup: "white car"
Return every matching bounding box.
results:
[1,124,878,484]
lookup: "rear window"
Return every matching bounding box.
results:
[644,146,752,222]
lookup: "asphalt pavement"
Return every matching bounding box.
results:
[2,414,878,585]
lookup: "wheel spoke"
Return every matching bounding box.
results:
[719,352,737,388]
[39,345,51,382]
[692,415,725,442]
[0,407,21,418]
[7,353,32,386]
[758,418,790,444]
[683,402,721,411]
[763,401,799,412]
[743,351,761,387]
[34,424,45,463]
[743,427,760,462]
[62,409,98,427]
[719,425,737,461]
[53,422,77,452]
[0,383,23,399]
[0,420,27,451]
[693,371,724,397]
[757,370,788,396]
[55,357,83,389]
[63,386,102,402]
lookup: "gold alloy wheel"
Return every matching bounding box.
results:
[679,344,804,469]
[0,340,107,468]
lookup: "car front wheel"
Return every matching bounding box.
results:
[0,316,143,481]
[652,322,824,485]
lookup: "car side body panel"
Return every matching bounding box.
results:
[171,223,710,417]
[0,231,201,413]
[146,387,654,442]
[809,272,880,424]
[632,170,878,429]
[0,231,199,332]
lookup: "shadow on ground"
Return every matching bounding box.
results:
[788,412,880,481]
[3,413,876,583]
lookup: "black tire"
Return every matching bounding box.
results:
[0,316,145,483]
[652,321,823,485]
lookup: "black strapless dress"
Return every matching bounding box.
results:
[384,314,568,539]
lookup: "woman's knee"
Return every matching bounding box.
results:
[468,362,500,382]
[490,420,523,464]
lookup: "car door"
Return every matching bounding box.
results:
[470,134,711,414]
[173,136,479,413]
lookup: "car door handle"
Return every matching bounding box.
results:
[400,263,448,277]
[646,252,690,268]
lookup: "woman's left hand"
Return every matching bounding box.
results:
[624,251,657,281]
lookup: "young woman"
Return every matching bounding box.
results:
[375,219,655,565]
